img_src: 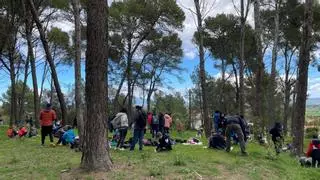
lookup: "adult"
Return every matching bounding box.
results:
[224,115,248,155]
[158,112,165,134]
[306,135,320,167]
[269,122,283,155]
[164,113,172,134]
[213,111,221,133]
[130,105,147,151]
[112,108,129,150]
[151,110,159,138]
[40,103,57,146]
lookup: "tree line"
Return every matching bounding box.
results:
[0,0,319,171]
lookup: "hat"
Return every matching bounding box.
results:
[135,105,142,109]
[46,103,52,108]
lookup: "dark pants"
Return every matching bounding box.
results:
[164,127,170,134]
[130,129,144,151]
[41,126,53,145]
[152,124,159,138]
[117,128,128,148]
[272,137,282,154]
[312,149,320,168]
[159,125,164,134]
[225,124,246,154]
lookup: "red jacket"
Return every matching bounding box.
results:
[18,127,27,137]
[40,109,57,126]
[306,139,320,157]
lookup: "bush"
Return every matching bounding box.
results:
[305,127,318,138]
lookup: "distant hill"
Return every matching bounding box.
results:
[307,98,320,106]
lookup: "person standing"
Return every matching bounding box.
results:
[112,108,129,150]
[40,103,57,146]
[151,110,159,138]
[130,105,147,151]
[225,115,248,155]
[164,113,172,134]
[158,112,165,134]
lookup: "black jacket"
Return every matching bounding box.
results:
[225,116,247,138]
[134,109,147,129]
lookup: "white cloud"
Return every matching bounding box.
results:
[177,0,254,60]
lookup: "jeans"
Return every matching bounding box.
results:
[117,128,128,148]
[130,129,144,151]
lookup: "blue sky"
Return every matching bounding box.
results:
[0,0,319,101]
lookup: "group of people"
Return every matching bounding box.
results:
[210,111,249,156]
[7,103,77,149]
[110,105,173,152]
[7,115,37,138]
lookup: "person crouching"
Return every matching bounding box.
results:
[155,132,172,152]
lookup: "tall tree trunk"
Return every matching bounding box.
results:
[194,0,210,137]
[113,73,126,113]
[253,0,265,130]
[28,0,67,124]
[9,43,17,126]
[18,56,30,121]
[269,0,281,126]
[81,0,112,171]
[25,8,40,127]
[291,79,297,135]
[39,61,48,102]
[71,0,84,144]
[239,0,246,115]
[232,61,240,111]
[293,0,313,155]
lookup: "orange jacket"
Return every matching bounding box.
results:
[40,109,57,126]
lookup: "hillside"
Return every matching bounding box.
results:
[0,126,319,180]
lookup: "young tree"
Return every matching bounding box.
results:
[27,0,68,124]
[108,0,185,121]
[293,0,313,155]
[81,0,112,171]
[71,0,84,144]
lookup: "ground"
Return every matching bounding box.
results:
[0,126,320,180]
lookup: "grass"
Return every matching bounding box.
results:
[1,125,320,180]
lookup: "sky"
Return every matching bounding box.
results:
[0,0,319,102]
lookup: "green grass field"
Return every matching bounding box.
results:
[0,126,320,180]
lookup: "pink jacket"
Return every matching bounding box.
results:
[164,114,172,128]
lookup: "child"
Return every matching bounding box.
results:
[7,126,18,138]
[155,132,172,152]
[269,122,283,155]
[18,126,28,137]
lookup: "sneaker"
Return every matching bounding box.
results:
[119,148,125,151]
[49,143,56,147]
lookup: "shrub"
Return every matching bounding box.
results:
[305,127,318,138]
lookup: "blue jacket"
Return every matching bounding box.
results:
[213,112,220,132]
[62,129,75,143]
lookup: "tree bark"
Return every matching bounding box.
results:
[194,0,210,137]
[232,61,239,111]
[253,0,265,130]
[81,0,112,171]
[18,55,30,121]
[269,0,281,126]
[9,42,17,126]
[27,0,67,124]
[71,0,84,144]
[293,0,313,155]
